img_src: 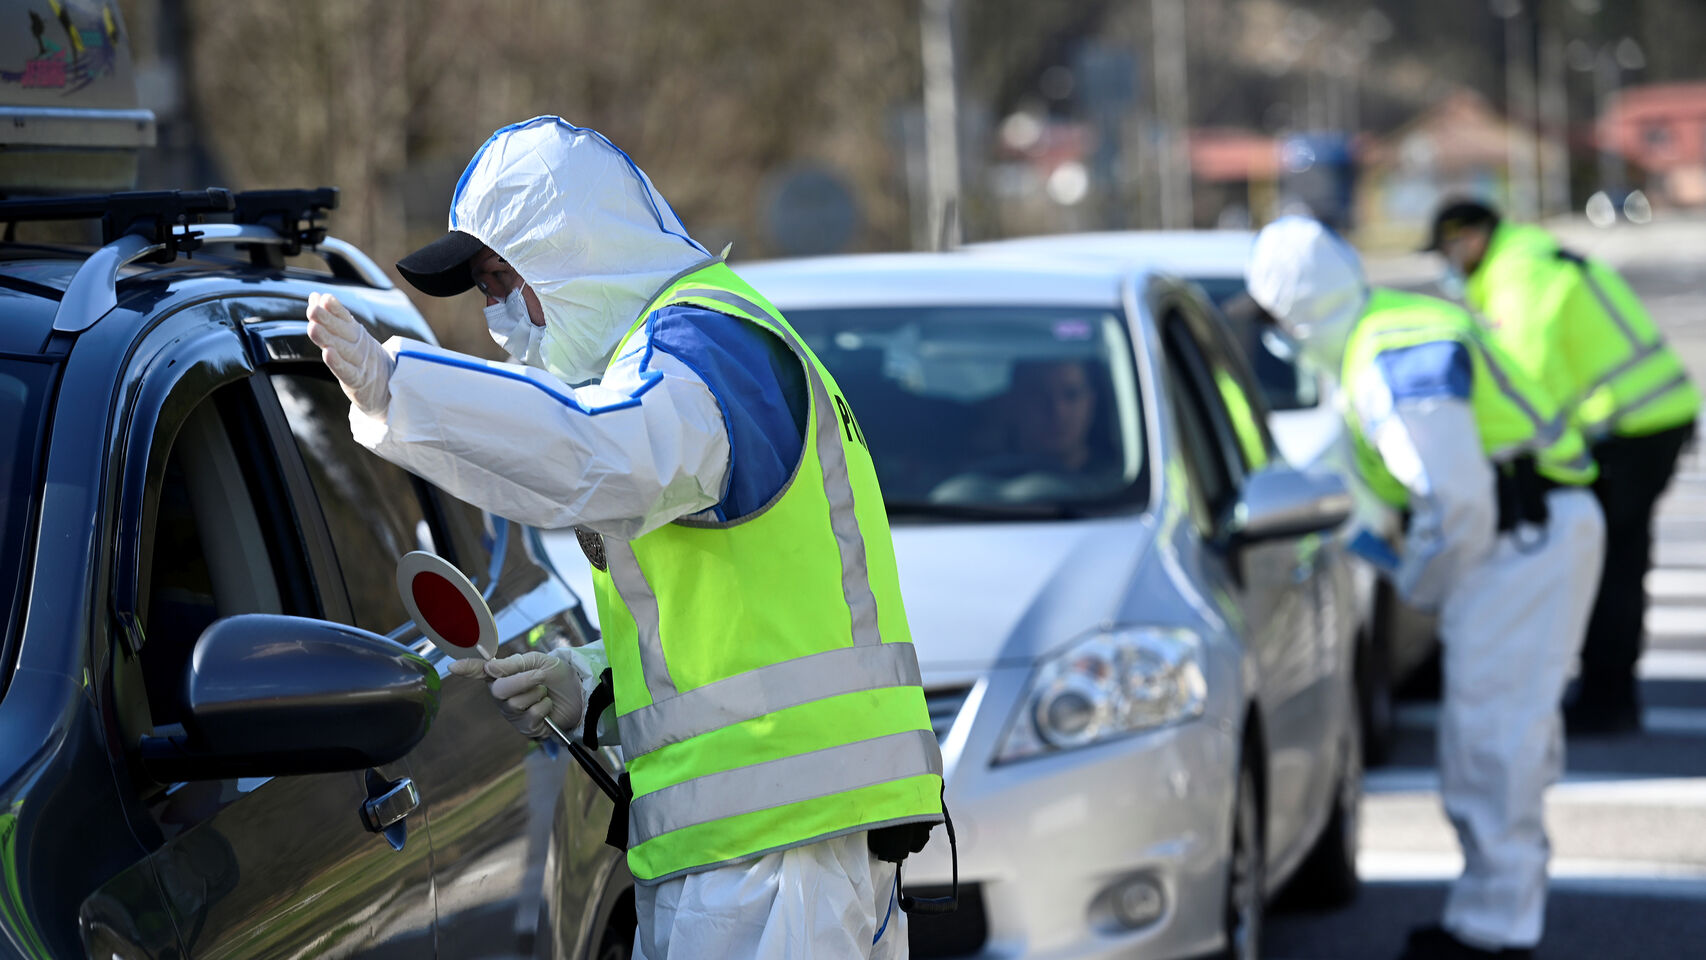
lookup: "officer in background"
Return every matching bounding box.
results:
[1249,217,1604,960]
[1428,199,1701,735]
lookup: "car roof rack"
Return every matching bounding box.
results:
[0,187,391,333]
[0,188,235,260]
[232,187,338,260]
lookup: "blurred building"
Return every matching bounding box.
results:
[1189,128,1278,228]
[1355,90,1538,249]
[1600,82,1706,210]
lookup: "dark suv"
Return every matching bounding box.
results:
[0,190,632,958]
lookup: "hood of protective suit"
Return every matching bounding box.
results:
[1245,216,1368,375]
[450,117,714,383]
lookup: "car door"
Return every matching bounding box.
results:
[1195,305,1348,842]
[96,303,437,958]
[239,298,627,959]
[1158,302,1324,863]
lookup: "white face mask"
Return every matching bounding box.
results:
[483,286,544,367]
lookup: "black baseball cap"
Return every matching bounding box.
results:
[1422,199,1501,253]
[396,230,486,297]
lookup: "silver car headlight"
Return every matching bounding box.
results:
[997,627,1208,763]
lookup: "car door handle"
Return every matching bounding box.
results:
[361,776,419,833]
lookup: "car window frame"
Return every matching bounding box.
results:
[1159,303,1245,533]
[104,302,339,796]
[237,302,461,637]
[1190,275,1322,413]
[1186,298,1280,472]
[109,303,264,655]
[0,355,57,700]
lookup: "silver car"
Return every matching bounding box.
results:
[975,231,1442,765]
[729,252,1365,960]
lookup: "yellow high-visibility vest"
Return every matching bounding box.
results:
[1467,223,1700,441]
[1343,288,1595,508]
[586,262,943,883]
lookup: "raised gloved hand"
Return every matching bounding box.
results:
[306,292,392,416]
[448,650,585,740]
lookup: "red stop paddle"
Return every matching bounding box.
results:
[395,551,620,801]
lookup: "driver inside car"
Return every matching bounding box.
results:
[932,358,1116,503]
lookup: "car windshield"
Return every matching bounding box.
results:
[1191,277,1320,412]
[787,306,1148,518]
[0,359,53,671]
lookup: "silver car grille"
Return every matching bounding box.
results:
[924,685,973,742]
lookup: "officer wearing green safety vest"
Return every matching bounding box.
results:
[1249,216,1604,959]
[1428,199,1700,736]
[324,117,944,958]
[589,262,946,885]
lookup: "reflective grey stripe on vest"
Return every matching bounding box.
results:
[1579,340,1670,405]
[605,539,677,701]
[619,641,925,758]
[1613,370,1694,425]
[1571,262,1688,422]
[1576,261,1644,346]
[675,286,882,650]
[628,729,943,843]
[1371,326,1565,457]
[1472,338,1567,451]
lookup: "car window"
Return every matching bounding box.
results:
[269,371,436,634]
[787,306,1148,517]
[0,359,53,690]
[1191,308,1273,474]
[1161,310,1237,529]
[139,392,287,725]
[1191,277,1320,412]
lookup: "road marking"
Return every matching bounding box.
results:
[1638,648,1706,680]
[1366,766,1706,802]
[1656,518,1706,541]
[1648,569,1706,602]
[1371,768,1706,804]
[1391,703,1706,737]
[1646,605,1706,638]
[1356,850,1706,898]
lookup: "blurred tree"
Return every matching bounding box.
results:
[113,0,1703,345]
[121,0,923,352]
[1632,0,1706,82]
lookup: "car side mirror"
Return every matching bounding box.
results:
[138,614,441,782]
[1231,464,1353,545]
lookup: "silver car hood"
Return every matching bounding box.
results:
[892,515,1154,672]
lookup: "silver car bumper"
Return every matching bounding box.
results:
[904,665,1242,960]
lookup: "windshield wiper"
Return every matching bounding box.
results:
[884,500,1078,521]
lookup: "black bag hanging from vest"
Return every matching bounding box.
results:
[869,789,960,915]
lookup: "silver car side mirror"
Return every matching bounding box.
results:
[1232,465,1353,544]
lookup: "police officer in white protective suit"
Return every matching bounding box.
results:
[1246,218,1604,959]
[304,116,945,959]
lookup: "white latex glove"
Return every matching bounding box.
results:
[448,650,585,740]
[564,641,618,746]
[306,292,392,417]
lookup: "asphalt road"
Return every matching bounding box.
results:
[1269,222,1706,960]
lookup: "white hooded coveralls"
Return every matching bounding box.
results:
[350,117,907,959]
[1248,218,1605,950]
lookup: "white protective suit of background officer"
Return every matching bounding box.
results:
[305,117,911,960]
[1246,219,1604,959]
